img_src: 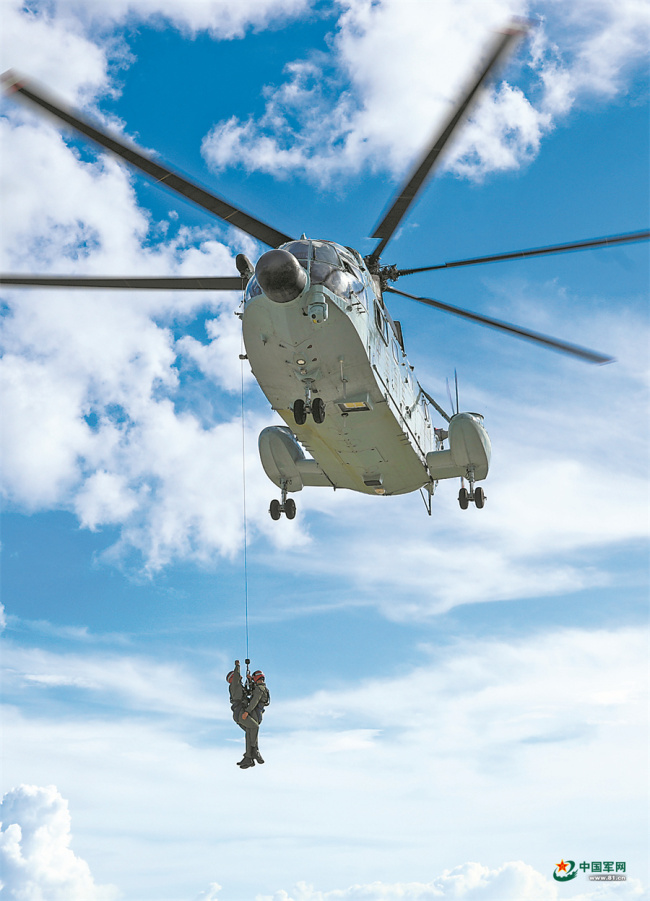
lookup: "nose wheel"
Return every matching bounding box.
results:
[293,398,307,425]
[312,397,326,423]
[293,391,326,425]
[269,481,297,520]
[458,470,486,510]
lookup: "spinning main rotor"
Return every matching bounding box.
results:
[1,24,647,364]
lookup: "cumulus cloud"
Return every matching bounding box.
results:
[532,0,650,105]
[0,0,113,107]
[0,784,119,900]
[0,2,321,571]
[201,0,650,184]
[0,279,272,567]
[0,24,279,569]
[40,0,310,39]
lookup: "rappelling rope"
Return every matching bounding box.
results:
[240,346,250,661]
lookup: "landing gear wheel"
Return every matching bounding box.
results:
[285,498,296,519]
[312,397,326,424]
[458,487,469,510]
[293,398,307,426]
[474,486,485,509]
[269,499,281,520]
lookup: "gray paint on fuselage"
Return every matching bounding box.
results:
[242,240,435,496]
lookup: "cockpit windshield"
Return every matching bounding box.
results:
[284,239,365,301]
[282,240,310,262]
[312,242,341,266]
[245,239,367,304]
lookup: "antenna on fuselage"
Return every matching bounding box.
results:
[446,372,460,417]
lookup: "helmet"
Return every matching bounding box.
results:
[226,671,235,683]
[252,670,265,683]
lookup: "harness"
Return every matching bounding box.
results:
[229,660,270,724]
[253,685,270,722]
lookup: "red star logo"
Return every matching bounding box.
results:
[556,860,569,873]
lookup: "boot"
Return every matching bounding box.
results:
[253,748,264,764]
[238,755,255,769]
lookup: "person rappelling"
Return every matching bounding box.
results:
[227,659,270,769]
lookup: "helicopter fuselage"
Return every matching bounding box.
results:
[243,238,449,499]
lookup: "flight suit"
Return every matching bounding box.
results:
[229,663,245,723]
[238,679,269,759]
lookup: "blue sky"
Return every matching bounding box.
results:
[0,2,648,900]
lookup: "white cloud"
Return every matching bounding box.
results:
[255,863,557,900]
[74,470,139,528]
[0,0,112,106]
[533,0,650,105]
[2,641,224,719]
[201,0,650,184]
[42,0,310,39]
[200,0,534,183]
[196,884,223,901]
[0,66,285,567]
[0,292,265,566]
[256,868,648,901]
[0,784,119,901]
[0,3,316,569]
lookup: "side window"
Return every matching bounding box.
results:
[245,276,263,301]
[342,260,365,293]
[374,301,389,344]
[344,246,365,268]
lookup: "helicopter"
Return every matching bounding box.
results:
[1,25,648,521]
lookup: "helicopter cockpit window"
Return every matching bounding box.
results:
[344,246,365,269]
[279,240,364,300]
[318,266,354,297]
[309,242,355,299]
[312,242,341,267]
[282,241,310,269]
[374,300,389,344]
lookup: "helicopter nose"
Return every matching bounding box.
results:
[255,249,307,303]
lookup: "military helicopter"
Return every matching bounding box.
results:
[1,26,647,520]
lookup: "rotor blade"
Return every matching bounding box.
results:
[454,369,459,415]
[2,70,293,249]
[0,275,243,290]
[395,230,650,277]
[385,285,614,364]
[368,23,527,262]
